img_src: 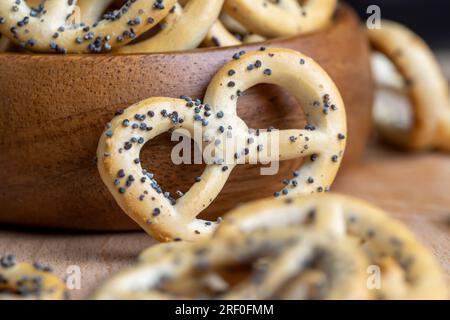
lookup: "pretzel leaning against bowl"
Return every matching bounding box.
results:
[97,48,347,242]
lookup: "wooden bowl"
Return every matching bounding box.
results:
[0,4,374,230]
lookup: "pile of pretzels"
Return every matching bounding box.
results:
[1,1,449,300]
[0,0,337,53]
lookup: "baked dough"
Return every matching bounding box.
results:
[369,20,450,151]
[0,255,66,300]
[0,0,176,53]
[97,48,346,242]
[94,193,447,300]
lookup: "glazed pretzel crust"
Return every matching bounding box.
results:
[93,231,370,300]
[0,0,176,53]
[117,0,224,54]
[0,256,65,300]
[216,193,448,299]
[223,0,337,38]
[97,48,346,242]
[369,20,450,151]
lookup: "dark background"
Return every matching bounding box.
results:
[345,0,450,49]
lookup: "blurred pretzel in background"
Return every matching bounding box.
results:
[369,20,450,151]
[223,0,337,38]
[94,194,448,300]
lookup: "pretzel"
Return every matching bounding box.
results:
[216,193,448,299]
[97,48,346,242]
[117,0,224,54]
[0,255,66,300]
[223,0,337,38]
[203,20,266,48]
[369,20,450,151]
[212,12,267,45]
[0,0,176,53]
[93,230,370,300]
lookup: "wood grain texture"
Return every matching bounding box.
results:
[0,4,374,230]
[0,145,448,299]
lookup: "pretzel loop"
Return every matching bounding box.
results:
[93,231,369,300]
[216,194,448,299]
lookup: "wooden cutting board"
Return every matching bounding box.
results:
[0,144,449,299]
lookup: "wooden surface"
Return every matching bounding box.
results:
[0,5,374,230]
[0,145,449,299]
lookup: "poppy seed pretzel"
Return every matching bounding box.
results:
[0,0,176,53]
[203,0,298,49]
[369,20,450,151]
[93,231,370,300]
[97,48,346,242]
[223,0,337,38]
[216,193,448,299]
[0,255,66,300]
[0,34,11,52]
[117,0,224,53]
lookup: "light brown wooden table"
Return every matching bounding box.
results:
[1,145,449,299]
[1,54,449,300]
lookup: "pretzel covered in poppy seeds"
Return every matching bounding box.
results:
[0,0,176,53]
[369,20,450,151]
[93,231,370,300]
[216,193,448,299]
[223,0,337,38]
[0,255,66,300]
[117,0,224,53]
[97,48,346,242]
